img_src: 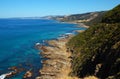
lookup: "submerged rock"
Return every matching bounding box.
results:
[23,70,33,79]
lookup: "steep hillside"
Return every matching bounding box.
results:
[59,11,105,24]
[84,11,105,26]
[101,4,120,23]
[67,4,120,79]
[43,11,105,25]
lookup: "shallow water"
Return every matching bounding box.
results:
[0,18,86,79]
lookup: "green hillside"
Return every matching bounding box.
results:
[67,4,120,79]
[101,4,120,23]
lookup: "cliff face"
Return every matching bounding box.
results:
[67,4,120,79]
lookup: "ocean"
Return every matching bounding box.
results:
[0,18,85,79]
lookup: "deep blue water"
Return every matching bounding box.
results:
[0,18,85,79]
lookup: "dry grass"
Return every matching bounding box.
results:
[84,76,98,79]
[58,77,79,79]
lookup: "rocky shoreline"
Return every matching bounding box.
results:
[33,23,88,79]
[35,35,78,79]
[0,23,87,79]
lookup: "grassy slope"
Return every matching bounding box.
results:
[67,4,120,79]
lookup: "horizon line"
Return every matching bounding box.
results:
[0,10,106,19]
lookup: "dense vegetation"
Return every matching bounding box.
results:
[67,4,120,79]
[101,4,120,23]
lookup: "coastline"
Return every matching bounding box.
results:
[77,23,89,28]
[59,21,89,33]
[23,21,88,79]
[36,36,78,79]
[60,21,89,28]
[0,19,87,79]
[34,22,88,79]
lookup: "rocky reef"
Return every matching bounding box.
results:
[35,36,78,79]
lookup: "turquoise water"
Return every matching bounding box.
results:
[0,19,85,79]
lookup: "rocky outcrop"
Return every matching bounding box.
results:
[23,70,33,79]
[36,37,78,79]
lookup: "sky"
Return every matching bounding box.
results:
[0,0,120,18]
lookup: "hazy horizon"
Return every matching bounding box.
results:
[0,0,120,18]
[0,11,106,19]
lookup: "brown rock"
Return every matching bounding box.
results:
[23,71,33,78]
